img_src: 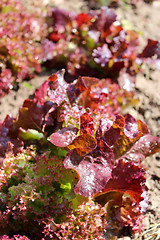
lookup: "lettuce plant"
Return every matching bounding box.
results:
[0,70,160,239]
[0,0,47,98]
[43,7,160,87]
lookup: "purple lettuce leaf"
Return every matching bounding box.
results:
[77,77,138,119]
[14,99,56,134]
[96,118,113,138]
[67,76,88,104]
[0,115,23,157]
[63,112,156,199]
[103,127,120,146]
[102,114,139,147]
[64,135,114,197]
[49,126,78,147]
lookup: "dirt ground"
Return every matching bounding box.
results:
[0,1,160,239]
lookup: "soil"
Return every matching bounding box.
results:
[0,1,160,239]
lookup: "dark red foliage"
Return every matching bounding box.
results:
[43,7,139,80]
[67,76,88,103]
[63,108,159,205]
[138,39,160,68]
[80,112,95,135]
[64,137,114,197]
[0,0,47,98]
[0,70,160,238]
[94,160,148,234]
[139,39,160,58]
[97,160,146,204]
[103,126,120,146]
[49,8,76,35]
[43,6,160,87]
[14,99,57,133]
[0,115,23,157]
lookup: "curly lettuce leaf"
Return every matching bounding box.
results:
[64,136,114,197]
[94,160,148,235]
[49,126,78,147]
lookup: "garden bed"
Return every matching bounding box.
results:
[0,1,160,239]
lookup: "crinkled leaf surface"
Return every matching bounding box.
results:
[47,69,69,105]
[49,126,78,147]
[122,134,160,163]
[94,160,148,233]
[124,114,139,138]
[112,116,149,159]
[80,112,95,135]
[44,6,154,85]
[67,134,97,151]
[93,44,112,67]
[95,160,146,204]
[78,78,138,118]
[64,138,114,197]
